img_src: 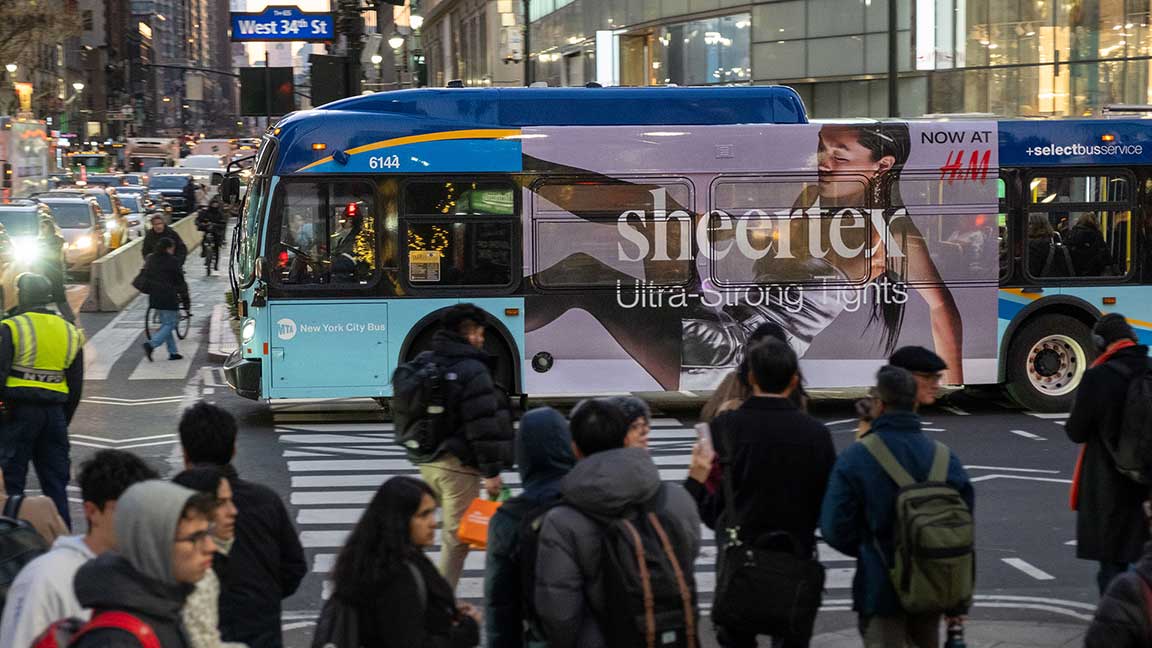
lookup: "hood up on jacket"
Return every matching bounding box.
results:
[115,480,197,586]
[560,447,661,517]
[517,407,575,501]
[74,552,191,620]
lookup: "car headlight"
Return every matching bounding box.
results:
[11,237,40,264]
[241,318,256,343]
[72,235,93,250]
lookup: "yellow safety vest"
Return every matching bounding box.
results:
[2,312,84,395]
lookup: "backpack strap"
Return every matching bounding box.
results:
[3,494,24,519]
[647,512,697,648]
[71,611,162,648]
[927,442,950,483]
[860,435,915,487]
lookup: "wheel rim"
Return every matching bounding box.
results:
[1026,334,1086,397]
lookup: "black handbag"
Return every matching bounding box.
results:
[710,425,826,638]
[310,595,360,648]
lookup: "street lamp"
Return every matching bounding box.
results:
[370,54,383,65]
[72,82,84,92]
[388,33,405,50]
[4,64,15,74]
[410,14,424,30]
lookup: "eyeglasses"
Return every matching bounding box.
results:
[175,524,217,545]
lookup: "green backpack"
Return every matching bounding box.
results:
[862,435,975,614]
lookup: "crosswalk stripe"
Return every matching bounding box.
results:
[84,307,148,380]
[129,316,206,380]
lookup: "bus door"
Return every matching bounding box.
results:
[265,179,389,398]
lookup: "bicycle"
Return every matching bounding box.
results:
[145,306,191,341]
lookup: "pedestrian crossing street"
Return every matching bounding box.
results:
[280,417,859,604]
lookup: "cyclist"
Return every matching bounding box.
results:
[195,199,228,272]
[140,237,190,362]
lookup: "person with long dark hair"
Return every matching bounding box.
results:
[329,476,480,647]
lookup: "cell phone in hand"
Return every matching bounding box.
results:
[694,422,712,451]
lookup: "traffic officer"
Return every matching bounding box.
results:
[0,273,84,526]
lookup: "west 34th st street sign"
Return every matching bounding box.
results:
[230,5,335,42]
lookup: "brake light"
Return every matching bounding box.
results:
[346,202,359,217]
[278,250,289,267]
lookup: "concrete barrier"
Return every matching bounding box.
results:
[81,216,204,312]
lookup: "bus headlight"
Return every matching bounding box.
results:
[241,318,256,343]
[11,237,40,264]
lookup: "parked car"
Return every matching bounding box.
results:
[36,197,105,273]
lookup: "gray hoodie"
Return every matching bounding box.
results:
[532,447,701,648]
[71,480,198,648]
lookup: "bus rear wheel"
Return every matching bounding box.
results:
[1006,313,1094,412]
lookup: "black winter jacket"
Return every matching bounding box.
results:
[71,553,194,648]
[213,464,307,648]
[1067,344,1152,563]
[141,252,189,311]
[140,227,187,262]
[1085,542,1152,647]
[343,553,479,648]
[685,396,836,555]
[426,330,514,477]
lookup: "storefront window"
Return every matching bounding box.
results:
[654,13,751,86]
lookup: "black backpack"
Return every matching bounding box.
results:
[0,512,49,613]
[588,485,698,648]
[391,352,454,461]
[1104,359,1152,483]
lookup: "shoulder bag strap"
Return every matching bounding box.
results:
[927,442,951,483]
[860,434,915,487]
[3,494,24,519]
[406,560,427,614]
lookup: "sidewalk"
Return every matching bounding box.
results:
[283,618,1087,647]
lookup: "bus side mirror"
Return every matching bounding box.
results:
[1,163,10,190]
[211,172,224,186]
[221,176,241,204]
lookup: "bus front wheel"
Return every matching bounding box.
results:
[1006,313,1094,413]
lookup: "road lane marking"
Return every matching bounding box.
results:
[1001,558,1055,580]
[824,418,857,426]
[1010,429,1047,441]
[970,474,1072,484]
[964,465,1060,474]
[941,405,970,415]
[1025,412,1070,419]
[83,305,148,380]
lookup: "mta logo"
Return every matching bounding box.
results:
[276,318,297,341]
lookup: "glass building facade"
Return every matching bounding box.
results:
[527,0,1152,118]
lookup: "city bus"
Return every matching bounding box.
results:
[222,87,1148,412]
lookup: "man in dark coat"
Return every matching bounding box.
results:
[1085,492,1152,647]
[686,337,836,647]
[71,481,217,648]
[483,407,575,648]
[140,214,187,264]
[403,303,515,589]
[1067,313,1151,594]
[179,401,307,648]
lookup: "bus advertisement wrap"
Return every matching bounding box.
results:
[519,122,1000,393]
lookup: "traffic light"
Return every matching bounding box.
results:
[1,163,11,190]
[309,54,350,106]
[240,67,295,117]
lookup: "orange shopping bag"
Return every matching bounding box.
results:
[458,497,502,549]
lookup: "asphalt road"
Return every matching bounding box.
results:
[58,262,1098,646]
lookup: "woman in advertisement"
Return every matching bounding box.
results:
[739,122,965,383]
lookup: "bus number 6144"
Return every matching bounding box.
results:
[369,155,401,170]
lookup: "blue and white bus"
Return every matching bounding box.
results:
[223,87,1151,412]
